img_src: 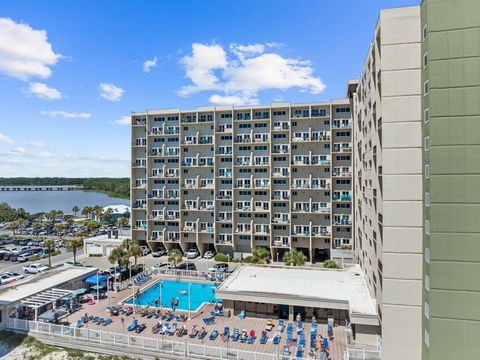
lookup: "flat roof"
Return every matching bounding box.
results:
[0,267,97,305]
[217,264,377,317]
[84,233,129,244]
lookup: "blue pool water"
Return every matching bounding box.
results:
[125,280,220,311]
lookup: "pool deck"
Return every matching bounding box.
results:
[66,274,348,360]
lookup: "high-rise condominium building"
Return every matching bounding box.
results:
[353,1,480,360]
[131,102,353,263]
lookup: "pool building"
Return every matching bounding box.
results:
[217,264,379,346]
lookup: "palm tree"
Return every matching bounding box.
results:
[67,238,84,264]
[84,220,101,235]
[54,223,66,238]
[92,205,103,221]
[108,246,128,270]
[129,243,143,265]
[44,238,56,268]
[252,247,271,264]
[168,249,183,269]
[82,206,92,219]
[72,206,80,216]
[32,222,42,239]
[283,249,307,266]
[7,220,20,236]
[118,217,129,228]
[121,238,131,251]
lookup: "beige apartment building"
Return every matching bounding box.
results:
[352,6,424,360]
[131,101,353,263]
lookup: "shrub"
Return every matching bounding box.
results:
[243,255,253,263]
[324,259,340,269]
[214,253,229,262]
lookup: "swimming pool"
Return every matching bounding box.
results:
[125,279,220,311]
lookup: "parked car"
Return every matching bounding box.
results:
[208,263,229,273]
[152,262,173,270]
[177,262,197,271]
[203,250,215,259]
[0,250,13,261]
[23,263,49,274]
[0,273,15,285]
[140,246,150,256]
[16,251,36,262]
[5,271,24,281]
[151,248,167,257]
[185,248,199,259]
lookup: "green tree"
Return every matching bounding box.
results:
[54,223,66,238]
[324,259,340,269]
[44,238,56,268]
[252,247,271,264]
[92,205,103,221]
[118,217,129,228]
[129,243,143,265]
[7,220,21,236]
[84,220,101,235]
[108,246,128,270]
[82,206,92,219]
[72,206,79,216]
[168,249,183,268]
[67,238,84,264]
[283,249,308,266]
[32,222,42,239]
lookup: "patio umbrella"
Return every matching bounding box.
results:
[91,285,105,290]
[72,288,87,297]
[38,309,67,322]
[84,274,108,284]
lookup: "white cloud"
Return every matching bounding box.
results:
[28,140,47,148]
[178,42,326,105]
[99,82,124,101]
[10,147,26,154]
[25,82,62,99]
[40,110,91,119]
[0,18,62,81]
[34,151,54,158]
[178,43,227,97]
[209,94,259,106]
[0,133,14,144]
[143,56,157,72]
[115,116,130,126]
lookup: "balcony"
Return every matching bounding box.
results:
[332,194,352,201]
[273,241,290,248]
[332,121,351,129]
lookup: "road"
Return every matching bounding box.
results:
[0,249,75,274]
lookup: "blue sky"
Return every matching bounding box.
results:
[0,0,418,177]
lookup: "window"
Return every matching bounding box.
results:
[425,247,430,263]
[425,274,430,291]
[424,80,429,95]
[424,136,430,151]
[425,329,430,348]
[423,24,428,41]
[425,220,430,235]
[425,164,430,179]
[424,108,430,123]
[424,302,430,319]
[423,53,428,68]
[425,192,430,207]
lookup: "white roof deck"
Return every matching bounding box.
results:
[0,267,97,305]
[217,264,377,319]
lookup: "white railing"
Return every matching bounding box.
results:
[149,268,230,281]
[344,348,382,360]
[8,318,313,360]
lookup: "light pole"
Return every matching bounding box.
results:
[188,283,192,320]
[96,270,100,301]
[159,280,163,310]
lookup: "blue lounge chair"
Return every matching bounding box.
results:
[310,333,316,348]
[282,346,290,360]
[76,319,83,327]
[277,319,285,332]
[209,330,219,340]
[240,330,248,343]
[223,326,230,338]
[295,345,304,358]
[161,323,170,334]
[272,333,281,344]
[286,322,293,333]
[296,321,303,334]
[260,330,268,344]
[238,310,245,319]
[168,323,177,335]
[299,333,306,346]
[247,330,256,344]
[127,319,138,331]
[311,322,318,335]
[286,331,293,344]
[103,318,113,326]
[231,328,239,341]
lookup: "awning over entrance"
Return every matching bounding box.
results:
[20,288,73,309]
